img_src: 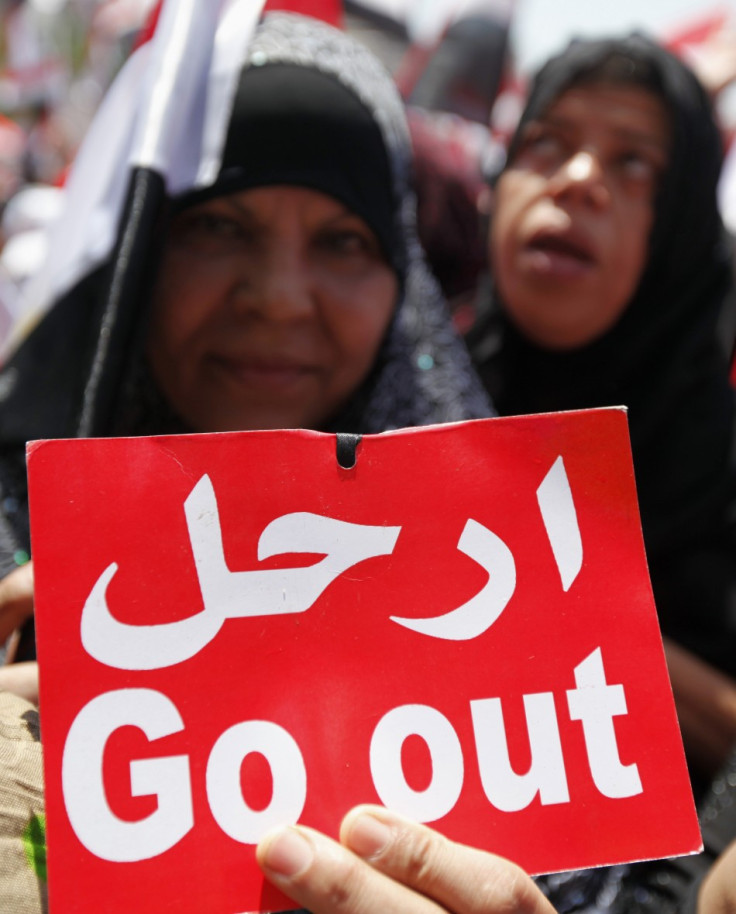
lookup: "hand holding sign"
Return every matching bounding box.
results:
[257,805,556,914]
[0,560,34,644]
[28,411,700,913]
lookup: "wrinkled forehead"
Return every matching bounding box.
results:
[504,37,721,212]
[526,82,672,156]
[512,45,672,153]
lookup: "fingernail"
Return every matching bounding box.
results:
[261,826,314,878]
[345,812,392,859]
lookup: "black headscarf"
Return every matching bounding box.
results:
[190,61,402,279]
[467,34,736,675]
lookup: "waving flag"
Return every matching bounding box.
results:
[4,0,267,430]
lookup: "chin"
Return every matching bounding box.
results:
[193,409,318,434]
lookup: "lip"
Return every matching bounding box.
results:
[208,353,318,391]
[522,228,597,279]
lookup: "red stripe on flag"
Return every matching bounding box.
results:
[664,9,729,53]
[135,0,343,49]
[263,0,342,27]
[133,0,163,49]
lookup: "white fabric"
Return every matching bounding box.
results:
[3,0,266,362]
[196,1,265,189]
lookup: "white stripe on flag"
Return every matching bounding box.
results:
[132,0,226,183]
[196,0,267,190]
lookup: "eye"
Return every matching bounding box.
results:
[316,227,380,259]
[514,123,567,168]
[179,211,244,238]
[200,213,241,235]
[169,207,257,253]
[616,150,661,186]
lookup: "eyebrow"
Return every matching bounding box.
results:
[535,112,669,156]
[217,198,260,222]
[213,196,360,227]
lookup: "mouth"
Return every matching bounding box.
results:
[208,354,317,391]
[523,230,596,278]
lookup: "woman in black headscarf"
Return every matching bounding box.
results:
[0,8,491,680]
[0,11,551,913]
[467,33,736,787]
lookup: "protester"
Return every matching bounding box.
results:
[466,33,736,791]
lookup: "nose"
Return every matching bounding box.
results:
[232,246,314,322]
[548,150,610,209]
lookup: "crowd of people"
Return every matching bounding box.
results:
[1,2,736,913]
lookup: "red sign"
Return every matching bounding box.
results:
[29,408,700,914]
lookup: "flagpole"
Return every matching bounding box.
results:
[76,0,230,437]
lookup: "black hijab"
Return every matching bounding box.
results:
[468,34,736,674]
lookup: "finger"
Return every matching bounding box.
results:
[698,839,736,914]
[0,560,34,602]
[0,562,34,643]
[340,806,555,914]
[0,661,40,705]
[257,823,446,914]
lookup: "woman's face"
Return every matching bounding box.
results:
[490,83,670,349]
[147,185,398,432]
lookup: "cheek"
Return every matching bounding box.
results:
[146,257,226,409]
[148,256,220,354]
[607,208,652,307]
[489,221,510,289]
[489,222,523,313]
[326,274,397,381]
[488,175,529,290]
